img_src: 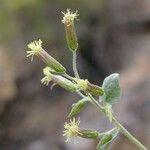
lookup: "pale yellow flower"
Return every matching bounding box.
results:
[61,9,79,26]
[63,118,82,142]
[27,39,42,61]
[41,67,52,86]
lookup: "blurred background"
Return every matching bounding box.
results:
[0,0,150,149]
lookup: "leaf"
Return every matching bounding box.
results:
[97,129,119,150]
[105,103,113,122]
[102,73,121,104]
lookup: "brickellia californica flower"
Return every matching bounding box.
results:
[27,40,66,73]
[62,9,79,51]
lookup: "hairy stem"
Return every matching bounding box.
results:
[73,51,80,78]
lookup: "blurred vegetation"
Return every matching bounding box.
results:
[0,0,106,45]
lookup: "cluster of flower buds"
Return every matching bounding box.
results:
[40,67,104,96]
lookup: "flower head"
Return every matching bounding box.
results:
[62,9,79,51]
[63,118,82,142]
[27,40,66,73]
[43,67,52,76]
[77,79,89,91]
[62,9,79,26]
[27,39,42,61]
[41,67,52,86]
[41,76,51,86]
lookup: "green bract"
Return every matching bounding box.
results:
[68,98,89,118]
[79,129,99,139]
[97,129,119,150]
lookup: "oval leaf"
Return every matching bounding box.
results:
[102,73,121,104]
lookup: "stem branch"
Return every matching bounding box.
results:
[73,51,80,79]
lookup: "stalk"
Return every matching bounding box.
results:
[73,51,80,79]
[88,94,147,150]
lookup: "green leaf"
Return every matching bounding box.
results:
[102,73,121,104]
[97,129,119,150]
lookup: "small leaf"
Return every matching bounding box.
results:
[102,73,121,104]
[68,98,89,118]
[105,103,113,122]
[97,129,119,150]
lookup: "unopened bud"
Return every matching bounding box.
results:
[96,133,112,149]
[27,40,66,73]
[68,98,89,118]
[42,67,77,92]
[77,79,104,96]
[79,129,99,139]
[62,9,79,51]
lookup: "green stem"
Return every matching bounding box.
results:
[73,51,80,79]
[89,95,147,150]
[63,73,76,81]
[112,117,147,150]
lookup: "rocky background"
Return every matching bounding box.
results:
[0,0,150,150]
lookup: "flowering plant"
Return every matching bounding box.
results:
[27,9,147,150]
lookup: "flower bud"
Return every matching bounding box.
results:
[86,82,104,96]
[50,74,77,92]
[79,129,99,139]
[27,40,66,73]
[62,9,79,51]
[41,67,77,92]
[77,79,104,96]
[68,98,89,118]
